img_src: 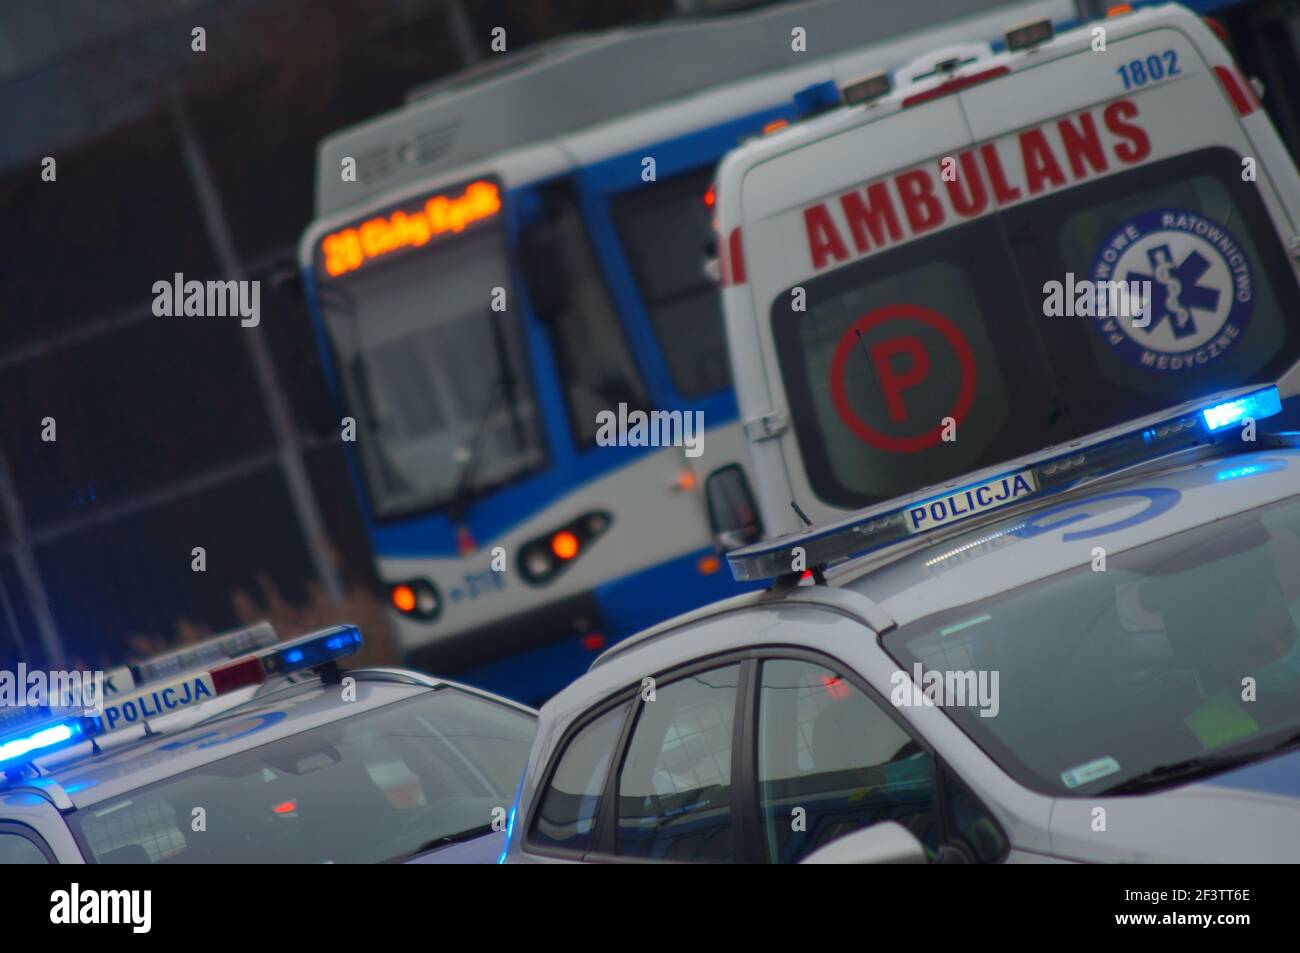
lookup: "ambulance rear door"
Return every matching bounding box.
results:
[959,12,1300,437]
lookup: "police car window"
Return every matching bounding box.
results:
[882,494,1300,797]
[772,217,1062,509]
[756,659,939,863]
[944,769,1006,863]
[1004,147,1300,433]
[610,168,732,399]
[616,664,739,860]
[530,703,626,854]
[0,831,50,864]
[67,688,535,863]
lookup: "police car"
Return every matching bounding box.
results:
[0,626,536,863]
[710,3,1300,543]
[504,385,1300,863]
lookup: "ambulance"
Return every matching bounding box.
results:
[712,3,1300,536]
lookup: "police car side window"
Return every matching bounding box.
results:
[756,659,939,864]
[530,703,627,854]
[944,769,1007,864]
[0,830,51,864]
[615,663,740,861]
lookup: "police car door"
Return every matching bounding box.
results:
[960,15,1300,435]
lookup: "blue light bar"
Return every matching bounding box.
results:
[793,80,841,117]
[260,625,363,677]
[0,715,85,769]
[728,384,1283,582]
[1202,387,1282,431]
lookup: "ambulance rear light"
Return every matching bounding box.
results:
[1106,4,1133,16]
[1004,18,1053,53]
[260,625,363,678]
[901,65,1009,108]
[1203,16,1230,45]
[840,71,892,106]
[1213,64,1259,117]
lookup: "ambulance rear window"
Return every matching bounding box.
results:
[774,216,1060,508]
[775,148,1300,510]
[1009,147,1300,432]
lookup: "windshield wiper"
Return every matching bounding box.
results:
[1103,750,1269,795]
[1103,726,1300,796]
[388,823,495,863]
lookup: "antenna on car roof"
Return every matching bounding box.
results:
[778,501,828,591]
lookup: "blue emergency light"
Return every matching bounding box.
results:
[728,385,1284,583]
[1202,387,1282,431]
[793,80,841,117]
[0,714,85,771]
[260,625,362,677]
[2,626,367,778]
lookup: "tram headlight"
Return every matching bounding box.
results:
[389,579,441,621]
[518,511,612,586]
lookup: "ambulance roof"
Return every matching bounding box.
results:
[714,3,1221,233]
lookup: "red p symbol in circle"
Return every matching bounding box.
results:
[829,303,977,453]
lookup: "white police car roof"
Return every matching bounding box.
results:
[843,439,1300,628]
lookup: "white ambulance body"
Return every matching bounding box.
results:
[715,3,1300,537]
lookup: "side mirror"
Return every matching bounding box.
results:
[798,822,928,865]
[705,465,763,552]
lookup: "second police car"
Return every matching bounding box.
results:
[504,385,1300,863]
[0,625,536,863]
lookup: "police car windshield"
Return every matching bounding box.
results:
[882,493,1300,797]
[318,226,545,521]
[66,688,535,863]
[777,147,1300,511]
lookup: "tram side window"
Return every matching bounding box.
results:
[522,181,650,447]
[611,168,732,400]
